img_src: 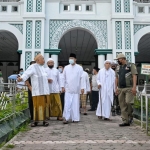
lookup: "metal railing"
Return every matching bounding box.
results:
[136,82,150,135]
[0,83,29,131]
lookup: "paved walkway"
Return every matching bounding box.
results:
[6,110,150,150]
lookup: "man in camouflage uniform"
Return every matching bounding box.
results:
[115,53,138,127]
[111,62,121,116]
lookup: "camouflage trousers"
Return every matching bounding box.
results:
[118,88,134,124]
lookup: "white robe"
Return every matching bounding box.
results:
[21,64,49,96]
[80,71,90,94]
[96,68,115,118]
[62,64,86,121]
[45,67,61,93]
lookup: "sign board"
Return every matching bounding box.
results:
[141,63,150,75]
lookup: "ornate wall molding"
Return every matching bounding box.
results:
[134,24,150,34]
[124,0,130,13]
[125,52,132,62]
[36,0,42,12]
[25,51,32,70]
[49,20,107,49]
[35,20,41,49]
[27,0,33,12]
[26,21,33,49]
[124,21,131,49]
[10,24,23,34]
[115,21,122,49]
[115,0,121,12]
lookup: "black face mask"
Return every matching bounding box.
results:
[117,60,122,65]
[48,65,54,69]
[111,67,116,71]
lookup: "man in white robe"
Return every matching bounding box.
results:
[96,60,115,120]
[17,54,49,127]
[62,53,86,124]
[80,70,90,115]
[45,58,63,121]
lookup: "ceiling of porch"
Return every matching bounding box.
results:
[136,33,150,63]
[0,31,19,62]
[58,29,98,64]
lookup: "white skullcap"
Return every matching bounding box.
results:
[47,58,54,62]
[111,61,117,65]
[104,60,112,64]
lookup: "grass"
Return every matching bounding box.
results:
[0,121,30,149]
[5,144,15,149]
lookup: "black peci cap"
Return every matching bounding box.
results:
[69,53,76,58]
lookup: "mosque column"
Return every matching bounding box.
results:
[44,49,61,68]
[17,50,23,68]
[51,55,58,68]
[106,54,113,61]
[95,49,113,69]
[98,55,105,69]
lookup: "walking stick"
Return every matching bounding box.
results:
[99,88,102,117]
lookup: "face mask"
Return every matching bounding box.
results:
[69,59,74,65]
[111,67,116,71]
[117,60,122,65]
[20,72,23,75]
[48,65,54,69]
[58,68,63,73]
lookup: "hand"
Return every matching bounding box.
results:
[17,77,22,82]
[81,89,84,94]
[115,89,119,95]
[48,79,53,83]
[62,87,65,93]
[98,85,101,89]
[29,86,32,92]
[131,87,136,96]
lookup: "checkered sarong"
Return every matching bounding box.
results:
[80,94,87,107]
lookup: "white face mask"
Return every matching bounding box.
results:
[58,68,63,73]
[69,59,74,65]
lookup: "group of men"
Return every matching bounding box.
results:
[17,52,138,127]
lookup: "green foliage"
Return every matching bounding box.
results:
[0,90,28,120]
[5,144,15,149]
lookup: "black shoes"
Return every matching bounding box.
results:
[119,123,130,127]
[88,109,95,111]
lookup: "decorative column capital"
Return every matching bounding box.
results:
[95,49,112,55]
[134,52,139,56]
[44,49,61,55]
[17,50,22,54]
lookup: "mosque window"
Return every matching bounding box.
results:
[138,7,144,13]
[1,6,7,12]
[64,5,70,11]
[75,5,81,11]
[86,5,92,11]
[12,6,18,12]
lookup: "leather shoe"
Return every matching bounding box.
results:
[119,123,130,127]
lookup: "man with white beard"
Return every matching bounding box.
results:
[62,53,86,124]
[96,60,115,120]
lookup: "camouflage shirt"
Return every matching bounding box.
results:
[116,63,138,88]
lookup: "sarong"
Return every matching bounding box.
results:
[80,94,87,107]
[46,93,62,117]
[32,95,47,121]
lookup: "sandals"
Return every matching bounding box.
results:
[63,120,69,124]
[98,116,102,119]
[57,117,63,121]
[104,118,112,121]
[43,121,49,127]
[83,113,87,115]
[31,122,38,127]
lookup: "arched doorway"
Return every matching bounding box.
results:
[58,28,98,70]
[135,33,150,84]
[0,31,19,82]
